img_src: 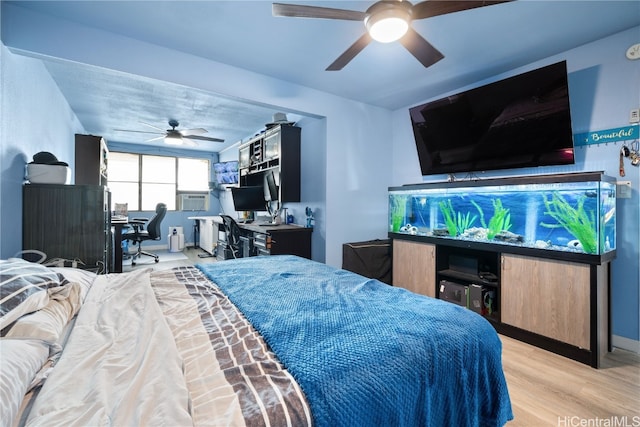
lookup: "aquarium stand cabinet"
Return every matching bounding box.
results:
[389,172,616,368]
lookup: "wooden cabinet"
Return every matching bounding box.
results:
[392,240,435,297]
[239,223,312,259]
[75,134,108,186]
[23,184,111,273]
[391,236,610,367]
[238,125,301,202]
[502,254,590,349]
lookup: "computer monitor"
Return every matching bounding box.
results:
[231,186,266,212]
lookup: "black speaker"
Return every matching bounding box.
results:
[439,280,468,307]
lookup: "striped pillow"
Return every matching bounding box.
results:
[0,259,66,332]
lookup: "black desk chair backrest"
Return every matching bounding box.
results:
[220,215,241,258]
[145,202,167,240]
[125,202,167,265]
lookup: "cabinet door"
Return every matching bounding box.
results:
[278,126,301,202]
[392,240,435,297]
[23,184,108,269]
[501,253,590,349]
[269,228,312,259]
[75,134,108,186]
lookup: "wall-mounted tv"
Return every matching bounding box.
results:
[214,160,239,185]
[409,61,575,176]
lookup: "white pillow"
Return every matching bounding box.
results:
[0,338,49,426]
[49,267,96,302]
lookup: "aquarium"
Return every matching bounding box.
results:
[389,173,616,256]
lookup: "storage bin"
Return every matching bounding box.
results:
[26,164,71,184]
[342,239,392,285]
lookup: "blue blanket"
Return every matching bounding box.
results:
[197,255,512,427]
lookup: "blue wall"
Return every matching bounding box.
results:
[0,43,85,258]
[391,26,640,350]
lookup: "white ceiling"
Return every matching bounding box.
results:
[3,0,639,153]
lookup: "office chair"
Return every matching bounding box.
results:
[220,215,241,259]
[123,202,167,265]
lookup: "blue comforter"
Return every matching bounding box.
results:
[197,255,512,427]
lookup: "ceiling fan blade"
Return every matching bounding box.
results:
[145,136,165,142]
[186,135,225,143]
[412,0,511,20]
[273,3,365,21]
[114,129,163,135]
[326,33,372,71]
[139,121,167,132]
[178,128,207,136]
[399,28,444,68]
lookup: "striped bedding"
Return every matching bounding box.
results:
[5,264,310,427]
[150,266,311,427]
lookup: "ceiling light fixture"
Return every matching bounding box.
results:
[365,2,412,43]
[164,134,183,145]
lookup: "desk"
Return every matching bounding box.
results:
[188,216,312,260]
[111,218,129,273]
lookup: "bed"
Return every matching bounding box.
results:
[1,255,513,427]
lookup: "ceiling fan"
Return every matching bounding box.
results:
[272,0,510,71]
[115,119,224,146]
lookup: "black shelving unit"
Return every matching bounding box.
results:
[238,125,301,202]
[435,245,501,323]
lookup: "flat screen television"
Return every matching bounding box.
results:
[231,186,266,211]
[409,61,575,176]
[213,161,239,185]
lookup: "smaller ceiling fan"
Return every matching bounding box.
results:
[115,119,224,146]
[273,0,510,71]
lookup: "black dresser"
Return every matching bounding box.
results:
[23,184,111,272]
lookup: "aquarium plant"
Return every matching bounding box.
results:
[487,199,512,240]
[438,199,477,236]
[539,192,597,254]
[438,199,458,236]
[457,211,477,235]
[390,195,408,233]
[471,199,512,240]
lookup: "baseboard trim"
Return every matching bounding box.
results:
[612,335,640,353]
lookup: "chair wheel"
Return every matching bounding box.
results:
[131,261,136,266]
[154,258,159,263]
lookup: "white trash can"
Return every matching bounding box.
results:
[168,226,185,252]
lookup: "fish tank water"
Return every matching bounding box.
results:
[389,173,616,256]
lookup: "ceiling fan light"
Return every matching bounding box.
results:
[164,134,183,145]
[366,9,410,43]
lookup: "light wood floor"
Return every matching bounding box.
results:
[131,250,640,425]
[500,334,640,426]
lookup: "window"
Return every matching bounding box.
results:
[108,152,210,211]
[178,158,209,191]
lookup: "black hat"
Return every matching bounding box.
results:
[30,151,68,167]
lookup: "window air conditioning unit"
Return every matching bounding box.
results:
[179,193,209,211]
